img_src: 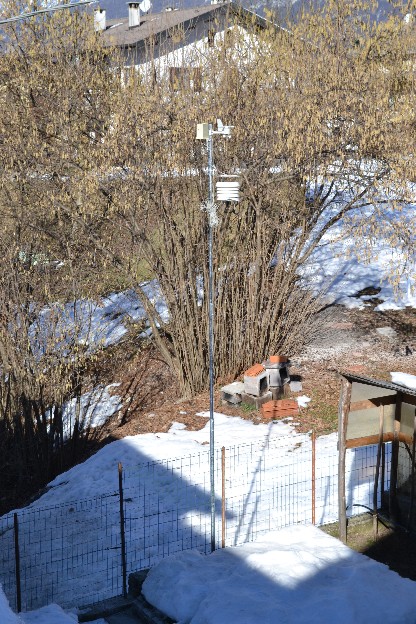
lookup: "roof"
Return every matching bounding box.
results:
[339,371,416,397]
[101,2,267,49]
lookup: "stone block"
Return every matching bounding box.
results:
[243,370,268,397]
[240,391,272,409]
[221,381,245,405]
[289,380,302,392]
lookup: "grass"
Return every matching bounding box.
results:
[240,402,258,414]
[320,514,416,581]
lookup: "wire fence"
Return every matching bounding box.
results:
[0,434,390,612]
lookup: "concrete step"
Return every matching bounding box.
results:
[131,596,174,624]
[105,605,145,624]
[78,595,134,623]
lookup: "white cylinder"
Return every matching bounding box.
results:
[128,2,141,27]
[94,8,106,32]
[216,181,240,202]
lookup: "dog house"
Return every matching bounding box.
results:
[338,372,416,542]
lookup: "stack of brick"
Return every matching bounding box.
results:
[220,355,292,410]
[261,399,299,419]
[239,363,272,408]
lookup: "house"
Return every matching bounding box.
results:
[96,1,268,79]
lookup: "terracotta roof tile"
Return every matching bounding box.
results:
[244,364,265,377]
[269,355,288,364]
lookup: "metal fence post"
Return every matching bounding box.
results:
[13,513,22,612]
[221,446,226,548]
[118,462,127,598]
[312,431,316,525]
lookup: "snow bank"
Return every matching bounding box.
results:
[20,604,78,624]
[0,588,80,624]
[37,413,300,506]
[0,586,22,624]
[142,524,416,624]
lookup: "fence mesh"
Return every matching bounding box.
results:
[0,435,390,612]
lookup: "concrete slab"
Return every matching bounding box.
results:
[220,381,244,404]
[106,607,143,623]
[78,596,133,622]
[240,391,272,409]
[289,380,302,392]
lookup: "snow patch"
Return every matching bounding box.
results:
[142,524,416,624]
[390,372,416,391]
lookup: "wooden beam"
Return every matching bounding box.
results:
[408,410,416,530]
[390,392,403,521]
[346,433,393,448]
[373,406,384,538]
[346,432,412,449]
[349,393,416,412]
[338,377,352,544]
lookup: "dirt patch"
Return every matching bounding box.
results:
[320,514,416,581]
[95,303,416,442]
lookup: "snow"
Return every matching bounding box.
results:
[24,203,415,370]
[142,524,416,624]
[20,604,78,624]
[0,195,414,621]
[0,410,385,617]
[296,395,311,408]
[29,282,167,356]
[28,413,302,506]
[60,383,122,434]
[390,372,416,391]
[0,586,22,624]
[0,583,103,624]
[304,204,416,311]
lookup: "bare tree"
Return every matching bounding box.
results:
[0,0,414,413]
[104,2,415,395]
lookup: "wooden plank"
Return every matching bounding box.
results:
[338,377,352,544]
[346,433,393,448]
[408,410,416,530]
[346,432,412,449]
[349,396,396,411]
[390,392,403,521]
[373,406,384,537]
[348,394,416,413]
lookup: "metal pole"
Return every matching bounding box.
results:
[14,513,21,613]
[207,123,216,553]
[221,446,226,548]
[118,462,127,597]
[311,430,316,525]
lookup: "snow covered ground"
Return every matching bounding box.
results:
[0,414,382,614]
[305,219,416,311]
[0,200,414,621]
[142,524,416,624]
[0,587,78,624]
[27,201,415,360]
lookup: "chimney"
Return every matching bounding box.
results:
[94,8,106,32]
[128,2,141,28]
